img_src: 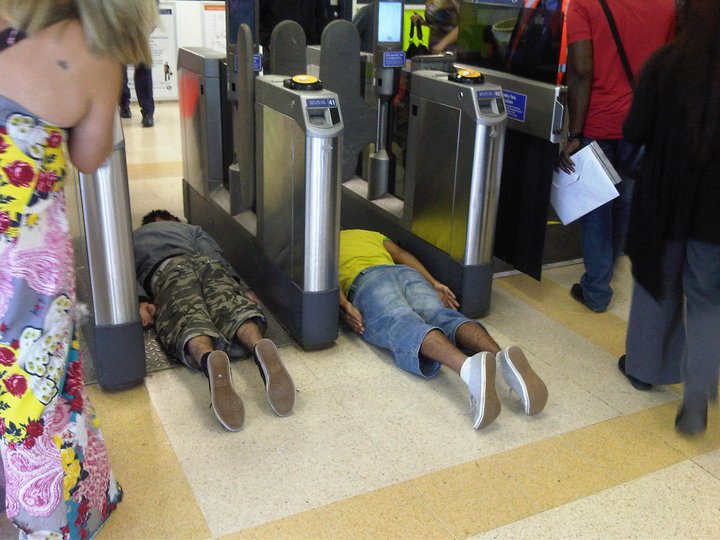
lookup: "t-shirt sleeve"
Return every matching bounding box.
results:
[566,0,592,45]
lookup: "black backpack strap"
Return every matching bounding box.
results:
[597,0,634,86]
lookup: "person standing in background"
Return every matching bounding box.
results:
[621,0,720,435]
[556,0,675,313]
[351,2,374,53]
[0,0,157,537]
[411,0,459,54]
[120,63,155,127]
[120,0,158,127]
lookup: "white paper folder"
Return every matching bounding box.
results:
[550,141,622,225]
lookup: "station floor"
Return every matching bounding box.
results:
[3,102,719,539]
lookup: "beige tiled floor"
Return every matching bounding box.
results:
[2,101,719,539]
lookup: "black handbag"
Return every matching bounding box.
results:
[598,0,645,178]
[406,19,429,59]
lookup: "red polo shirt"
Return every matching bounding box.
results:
[567,0,675,139]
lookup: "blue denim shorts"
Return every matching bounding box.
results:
[351,265,476,378]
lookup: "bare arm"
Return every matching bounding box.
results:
[432,26,458,54]
[383,240,460,309]
[67,56,123,173]
[557,40,593,173]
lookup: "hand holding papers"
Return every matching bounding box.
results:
[551,141,622,225]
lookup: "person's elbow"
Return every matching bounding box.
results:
[567,68,592,87]
[68,141,113,174]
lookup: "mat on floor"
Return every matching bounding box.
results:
[82,309,294,386]
[542,209,583,265]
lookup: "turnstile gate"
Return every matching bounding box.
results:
[76,113,145,390]
[404,69,507,316]
[179,46,343,349]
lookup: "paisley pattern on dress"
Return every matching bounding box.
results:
[0,95,122,539]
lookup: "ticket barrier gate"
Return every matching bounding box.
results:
[341,70,507,317]
[75,113,146,390]
[179,46,343,349]
[461,65,566,279]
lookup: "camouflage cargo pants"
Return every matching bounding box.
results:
[151,254,265,367]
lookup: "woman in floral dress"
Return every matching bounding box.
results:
[0,1,156,537]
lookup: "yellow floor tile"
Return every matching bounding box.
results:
[225,482,453,540]
[128,161,183,181]
[409,458,543,537]
[562,415,686,483]
[87,385,211,540]
[495,274,627,357]
[626,401,720,459]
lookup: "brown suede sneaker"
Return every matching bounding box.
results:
[207,351,245,431]
[253,339,296,417]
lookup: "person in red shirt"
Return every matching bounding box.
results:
[557,0,675,313]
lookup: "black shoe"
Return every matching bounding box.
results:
[141,114,154,128]
[119,105,132,119]
[617,355,652,391]
[675,403,707,436]
[570,283,606,313]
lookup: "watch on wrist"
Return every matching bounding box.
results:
[567,131,583,142]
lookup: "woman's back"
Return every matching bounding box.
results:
[0,21,115,127]
[0,19,120,172]
[0,2,156,538]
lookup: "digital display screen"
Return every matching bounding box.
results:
[376,2,402,43]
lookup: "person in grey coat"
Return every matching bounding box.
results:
[621,0,720,435]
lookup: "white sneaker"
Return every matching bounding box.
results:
[466,351,501,429]
[496,346,548,416]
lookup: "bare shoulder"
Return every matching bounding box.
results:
[44,20,118,76]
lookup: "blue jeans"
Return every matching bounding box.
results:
[350,265,476,378]
[578,137,636,311]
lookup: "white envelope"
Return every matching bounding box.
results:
[550,141,621,225]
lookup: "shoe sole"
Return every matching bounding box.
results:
[254,339,295,416]
[501,346,548,416]
[207,351,244,431]
[474,352,501,429]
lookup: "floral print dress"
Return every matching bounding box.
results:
[0,94,122,538]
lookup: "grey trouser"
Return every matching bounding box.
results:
[626,239,720,402]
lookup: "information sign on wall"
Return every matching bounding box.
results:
[128,3,179,101]
[203,2,227,54]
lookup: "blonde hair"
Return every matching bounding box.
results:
[0,0,157,65]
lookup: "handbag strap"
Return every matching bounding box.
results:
[597,0,634,86]
[0,27,26,54]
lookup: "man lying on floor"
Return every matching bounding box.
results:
[339,229,549,429]
[133,209,295,431]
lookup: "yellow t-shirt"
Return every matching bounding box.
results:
[339,229,394,296]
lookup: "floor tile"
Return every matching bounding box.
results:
[474,461,720,539]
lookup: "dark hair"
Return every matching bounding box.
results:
[141,209,179,226]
